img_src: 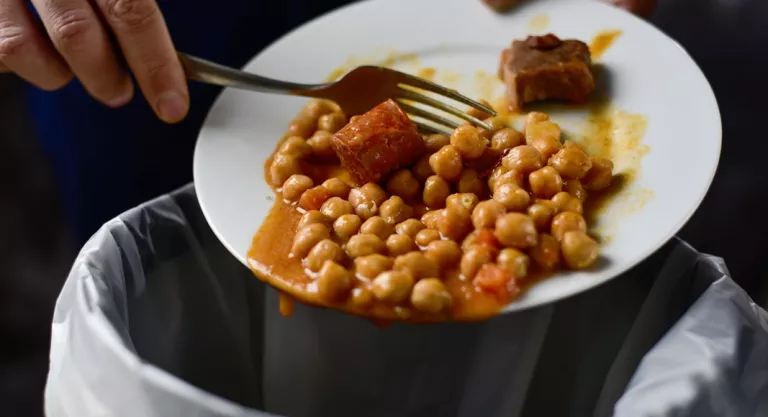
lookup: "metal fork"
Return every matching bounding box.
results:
[178,53,497,133]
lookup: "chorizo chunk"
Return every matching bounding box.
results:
[331,99,425,184]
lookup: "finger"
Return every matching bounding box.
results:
[0,61,9,71]
[0,0,72,90]
[95,0,188,123]
[33,0,134,107]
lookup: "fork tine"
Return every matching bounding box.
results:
[392,70,497,116]
[397,102,463,131]
[397,89,494,130]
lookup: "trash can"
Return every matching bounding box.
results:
[45,185,768,417]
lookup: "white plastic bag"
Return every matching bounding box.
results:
[45,185,768,417]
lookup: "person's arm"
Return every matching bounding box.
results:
[0,0,188,123]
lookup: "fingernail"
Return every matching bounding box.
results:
[156,91,188,123]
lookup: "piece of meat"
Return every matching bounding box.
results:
[331,99,425,185]
[499,34,594,111]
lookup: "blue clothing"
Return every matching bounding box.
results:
[28,0,352,243]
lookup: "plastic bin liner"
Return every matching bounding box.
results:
[45,185,768,417]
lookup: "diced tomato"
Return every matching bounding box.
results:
[473,264,520,302]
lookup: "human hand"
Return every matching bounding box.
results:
[482,0,658,18]
[0,0,188,123]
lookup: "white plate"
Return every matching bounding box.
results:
[194,0,721,313]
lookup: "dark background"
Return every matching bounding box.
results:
[2,0,767,415]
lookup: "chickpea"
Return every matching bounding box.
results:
[270,153,302,186]
[493,183,530,212]
[360,216,393,240]
[333,214,362,241]
[551,192,584,214]
[461,245,496,279]
[303,99,334,120]
[394,252,439,279]
[423,175,451,208]
[582,157,614,191]
[424,134,450,153]
[413,155,434,182]
[278,136,313,159]
[437,205,473,241]
[291,223,330,257]
[529,166,564,199]
[529,234,560,270]
[425,240,462,269]
[299,186,332,211]
[307,130,336,159]
[472,200,507,229]
[282,175,314,202]
[322,178,351,198]
[564,179,588,201]
[561,231,599,270]
[548,146,593,180]
[476,127,491,141]
[386,169,420,201]
[563,140,584,150]
[318,111,347,133]
[502,145,542,174]
[495,213,538,249]
[446,193,479,212]
[411,278,452,313]
[529,136,562,162]
[371,270,414,303]
[487,165,507,190]
[524,112,549,130]
[386,234,414,256]
[420,210,442,229]
[451,125,488,159]
[354,254,394,279]
[316,261,352,300]
[497,248,530,279]
[345,234,386,258]
[525,120,561,144]
[429,145,463,181]
[484,116,508,132]
[467,99,493,120]
[491,128,525,151]
[306,239,345,272]
[462,228,499,252]
[457,169,485,195]
[415,229,441,247]
[359,182,388,205]
[287,114,316,138]
[320,197,354,221]
[380,196,413,225]
[527,203,555,231]
[299,210,327,230]
[349,183,387,219]
[551,212,587,241]
[350,287,374,308]
[396,219,425,237]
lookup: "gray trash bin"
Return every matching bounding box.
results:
[45,185,768,417]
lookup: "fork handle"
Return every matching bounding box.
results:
[178,53,324,96]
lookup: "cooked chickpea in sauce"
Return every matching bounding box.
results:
[250,103,615,322]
